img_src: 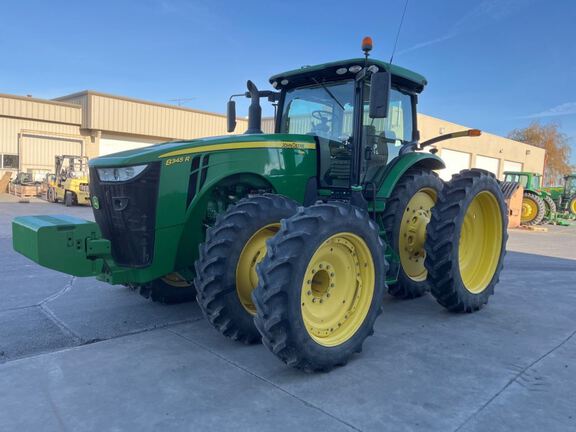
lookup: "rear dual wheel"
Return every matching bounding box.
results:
[543,195,557,221]
[253,203,387,372]
[382,168,443,299]
[425,169,508,312]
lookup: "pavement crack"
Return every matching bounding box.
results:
[167,328,363,432]
[0,316,204,366]
[0,276,76,314]
[453,327,576,432]
[0,304,39,313]
[37,277,84,344]
[40,276,76,305]
[39,303,83,344]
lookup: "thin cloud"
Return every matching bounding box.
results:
[398,0,533,55]
[397,33,457,55]
[521,102,576,118]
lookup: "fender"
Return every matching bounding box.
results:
[376,152,445,200]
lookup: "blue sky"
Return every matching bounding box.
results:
[1,0,575,163]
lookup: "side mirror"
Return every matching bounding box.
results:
[227,100,237,133]
[369,71,390,119]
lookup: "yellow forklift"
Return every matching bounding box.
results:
[47,155,90,206]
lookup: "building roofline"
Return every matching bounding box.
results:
[54,90,228,118]
[0,93,81,109]
[417,113,544,150]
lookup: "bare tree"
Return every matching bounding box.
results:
[508,122,572,185]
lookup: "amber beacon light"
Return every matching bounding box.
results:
[362,36,373,54]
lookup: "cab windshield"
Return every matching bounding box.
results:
[505,174,529,188]
[280,80,413,143]
[566,176,576,193]
[280,79,414,188]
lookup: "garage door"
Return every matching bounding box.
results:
[438,149,471,181]
[475,155,500,176]
[99,137,157,156]
[503,160,523,174]
[21,134,83,171]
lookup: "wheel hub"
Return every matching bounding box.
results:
[301,234,374,346]
[399,189,436,281]
[404,209,429,255]
[521,198,538,222]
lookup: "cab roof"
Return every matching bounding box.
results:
[269,58,427,93]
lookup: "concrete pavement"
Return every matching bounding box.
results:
[0,201,575,431]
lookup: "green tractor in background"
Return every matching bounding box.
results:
[503,171,556,225]
[12,39,508,371]
[541,174,576,217]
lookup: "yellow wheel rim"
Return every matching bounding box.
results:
[161,273,190,288]
[399,188,437,281]
[521,197,538,222]
[300,233,375,347]
[570,199,576,214]
[236,224,280,314]
[459,191,502,294]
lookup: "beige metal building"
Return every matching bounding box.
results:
[417,114,545,180]
[0,91,248,179]
[1,90,543,182]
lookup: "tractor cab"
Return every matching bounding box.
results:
[227,39,478,205]
[270,58,423,193]
[503,171,542,191]
[564,174,576,197]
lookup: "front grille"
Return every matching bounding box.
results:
[90,162,161,267]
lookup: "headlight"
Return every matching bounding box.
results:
[97,165,148,182]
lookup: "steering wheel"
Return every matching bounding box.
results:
[311,110,332,122]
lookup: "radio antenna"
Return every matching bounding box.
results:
[389,0,409,65]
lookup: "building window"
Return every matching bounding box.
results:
[2,154,19,169]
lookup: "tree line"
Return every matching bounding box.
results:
[508,122,573,185]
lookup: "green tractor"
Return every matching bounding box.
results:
[541,174,576,217]
[502,171,556,225]
[12,39,508,371]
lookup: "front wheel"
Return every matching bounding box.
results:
[425,169,508,312]
[194,194,298,344]
[137,274,196,304]
[253,203,387,372]
[47,187,55,203]
[64,191,74,207]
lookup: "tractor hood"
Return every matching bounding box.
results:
[89,133,315,168]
